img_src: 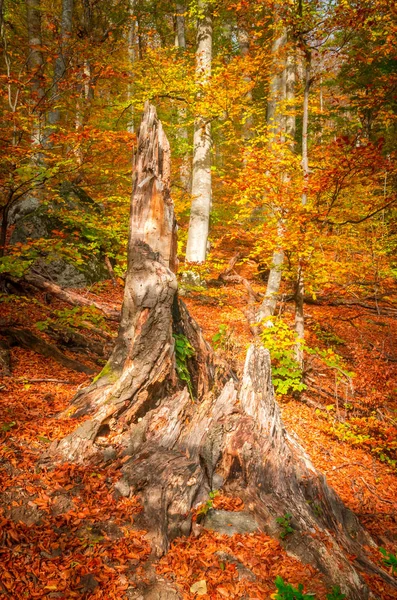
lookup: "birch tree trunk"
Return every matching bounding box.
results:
[294,50,311,367]
[49,104,397,600]
[257,28,295,323]
[185,0,212,263]
[238,26,254,168]
[174,3,191,191]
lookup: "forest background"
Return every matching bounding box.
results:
[0,0,397,599]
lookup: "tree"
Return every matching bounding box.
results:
[185,0,213,263]
[47,0,74,134]
[257,17,295,323]
[49,103,396,599]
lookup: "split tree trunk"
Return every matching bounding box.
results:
[51,103,395,600]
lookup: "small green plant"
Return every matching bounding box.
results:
[260,318,305,396]
[272,575,315,599]
[36,305,107,332]
[196,490,219,518]
[1,421,16,432]
[212,324,229,349]
[276,513,295,539]
[173,333,195,398]
[380,547,397,575]
[326,586,346,600]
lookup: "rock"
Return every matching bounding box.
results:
[203,510,259,536]
[126,583,182,600]
[102,446,117,462]
[9,183,109,287]
[180,271,207,289]
[8,195,40,225]
[58,181,104,212]
[115,479,130,498]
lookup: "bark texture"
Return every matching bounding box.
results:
[48,0,74,128]
[185,0,212,263]
[257,24,295,323]
[51,104,396,600]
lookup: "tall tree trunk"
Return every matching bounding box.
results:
[238,26,254,167]
[175,2,186,49]
[26,0,45,149]
[47,0,74,129]
[74,0,94,171]
[294,49,311,367]
[185,0,212,263]
[174,3,191,191]
[49,104,397,600]
[267,29,287,139]
[127,0,137,134]
[257,28,295,323]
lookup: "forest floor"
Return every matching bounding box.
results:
[0,261,396,600]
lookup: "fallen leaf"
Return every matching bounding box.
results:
[190,580,207,595]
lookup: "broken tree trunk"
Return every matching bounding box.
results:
[51,103,395,600]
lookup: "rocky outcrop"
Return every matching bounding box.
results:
[9,183,109,287]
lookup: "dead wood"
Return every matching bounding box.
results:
[1,328,95,375]
[304,295,397,316]
[46,324,107,357]
[21,273,120,321]
[0,339,11,375]
[48,103,396,600]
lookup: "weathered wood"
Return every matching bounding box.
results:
[129,102,177,272]
[49,104,395,600]
[22,273,120,320]
[116,346,395,599]
[51,103,212,463]
[46,324,106,357]
[1,328,95,375]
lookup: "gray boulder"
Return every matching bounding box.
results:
[9,183,109,288]
[203,509,260,536]
[8,195,40,225]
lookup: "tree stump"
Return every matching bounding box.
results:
[51,103,395,600]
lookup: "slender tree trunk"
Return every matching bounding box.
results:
[238,26,254,167]
[267,30,287,139]
[47,0,74,129]
[127,0,137,134]
[175,2,186,48]
[26,0,45,149]
[257,28,295,323]
[48,104,397,600]
[174,3,191,191]
[301,51,311,207]
[294,50,311,367]
[285,49,296,141]
[72,0,95,173]
[185,0,212,263]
